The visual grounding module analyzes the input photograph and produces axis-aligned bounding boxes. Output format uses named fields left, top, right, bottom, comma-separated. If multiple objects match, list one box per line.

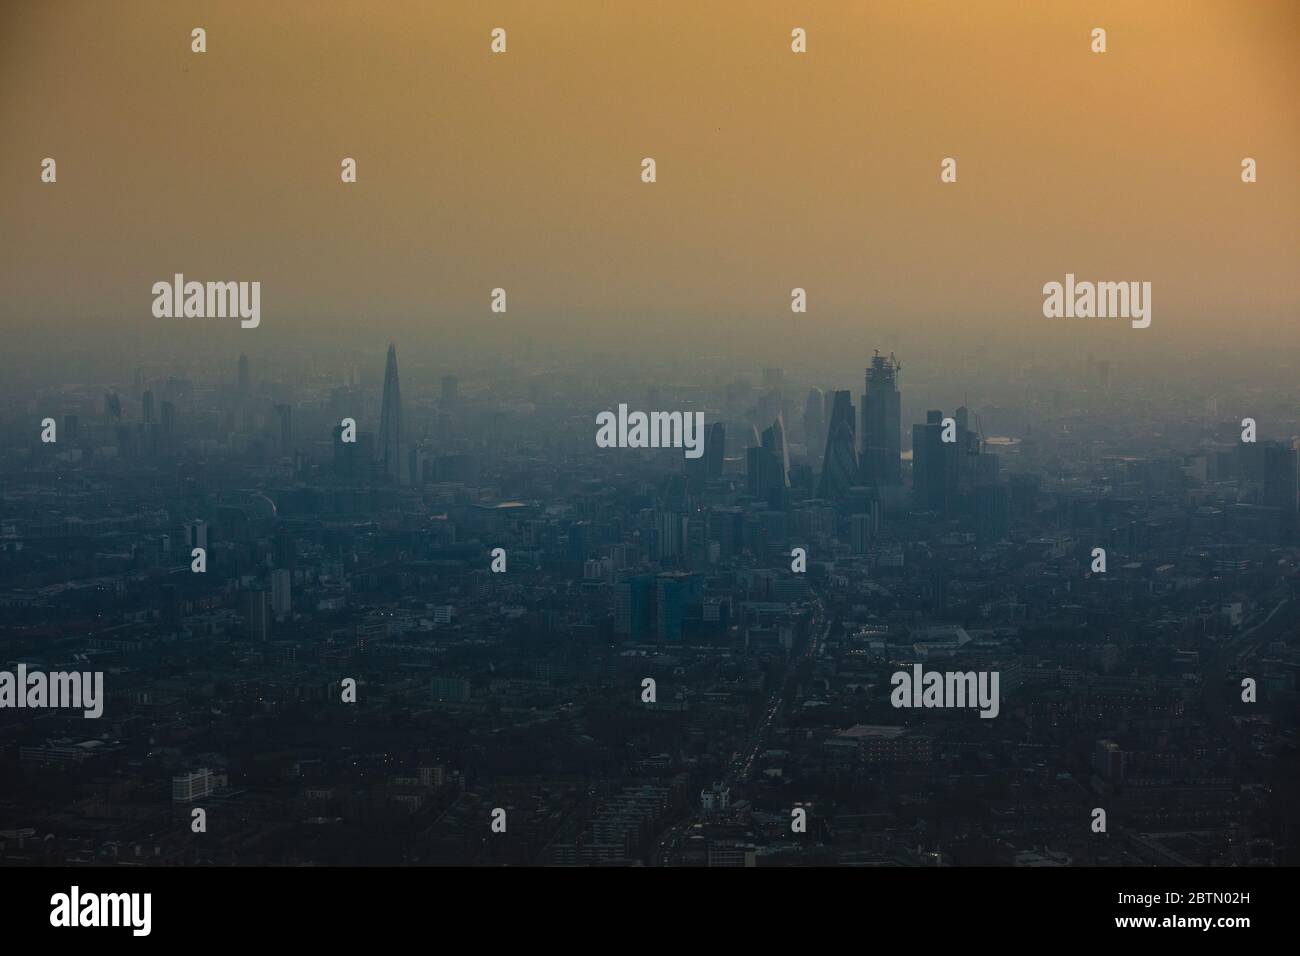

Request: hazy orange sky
left=2, top=0, right=1296, bottom=351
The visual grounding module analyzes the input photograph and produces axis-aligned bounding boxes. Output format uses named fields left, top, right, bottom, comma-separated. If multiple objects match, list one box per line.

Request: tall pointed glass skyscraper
left=377, top=343, right=405, bottom=484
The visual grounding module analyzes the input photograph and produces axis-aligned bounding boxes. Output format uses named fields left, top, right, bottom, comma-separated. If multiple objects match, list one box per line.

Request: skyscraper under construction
left=861, top=351, right=902, bottom=487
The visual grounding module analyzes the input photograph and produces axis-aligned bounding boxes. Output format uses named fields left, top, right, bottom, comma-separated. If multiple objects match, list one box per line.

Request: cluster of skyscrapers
left=804, top=351, right=903, bottom=501
left=740, top=349, right=1011, bottom=544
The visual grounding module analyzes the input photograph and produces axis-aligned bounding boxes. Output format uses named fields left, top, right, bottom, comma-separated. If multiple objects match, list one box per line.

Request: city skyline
left=3, top=335, right=1297, bottom=870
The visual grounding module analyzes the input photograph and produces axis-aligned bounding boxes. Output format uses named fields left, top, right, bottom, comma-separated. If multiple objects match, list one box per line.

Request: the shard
left=377, top=343, right=405, bottom=484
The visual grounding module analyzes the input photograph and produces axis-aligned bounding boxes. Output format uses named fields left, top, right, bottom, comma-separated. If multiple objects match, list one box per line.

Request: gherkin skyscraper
left=818, top=390, right=859, bottom=500
left=377, top=343, right=405, bottom=484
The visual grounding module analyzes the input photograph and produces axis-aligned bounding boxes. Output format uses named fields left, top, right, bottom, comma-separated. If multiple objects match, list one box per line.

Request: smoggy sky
left=2, top=0, right=1296, bottom=352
